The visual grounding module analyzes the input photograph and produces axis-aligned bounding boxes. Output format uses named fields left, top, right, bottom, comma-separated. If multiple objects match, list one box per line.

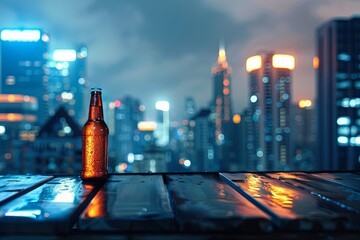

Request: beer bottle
left=81, top=87, right=109, bottom=182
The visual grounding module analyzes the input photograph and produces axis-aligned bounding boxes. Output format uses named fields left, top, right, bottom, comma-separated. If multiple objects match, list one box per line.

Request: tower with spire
left=210, top=43, right=234, bottom=170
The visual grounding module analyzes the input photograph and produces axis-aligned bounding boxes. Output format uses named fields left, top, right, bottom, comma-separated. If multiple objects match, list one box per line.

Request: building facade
left=0, top=29, right=49, bottom=124
left=210, top=46, right=234, bottom=170
left=292, top=100, right=317, bottom=171
left=316, top=16, right=360, bottom=170
left=245, top=52, right=295, bottom=171
left=47, top=47, right=88, bottom=124
left=111, top=96, right=144, bottom=168
left=0, top=94, right=38, bottom=173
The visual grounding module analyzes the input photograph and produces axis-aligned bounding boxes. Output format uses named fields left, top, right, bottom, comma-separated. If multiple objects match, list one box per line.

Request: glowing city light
left=53, top=49, right=77, bottom=62
left=337, top=117, right=351, bottom=126
left=298, top=99, right=312, bottom=108
left=233, top=114, right=241, bottom=124
left=184, top=159, right=191, bottom=167
left=1, top=29, right=41, bottom=42
left=0, top=126, right=5, bottom=135
left=313, top=56, right=319, bottom=69
left=138, top=121, right=157, bottom=131
left=114, top=100, right=121, bottom=108
left=155, top=101, right=170, bottom=111
left=0, top=113, right=35, bottom=122
left=218, top=48, right=227, bottom=64
left=0, top=94, right=36, bottom=103
left=250, top=95, right=258, bottom=103
left=272, top=54, right=295, bottom=70
left=246, top=55, right=262, bottom=72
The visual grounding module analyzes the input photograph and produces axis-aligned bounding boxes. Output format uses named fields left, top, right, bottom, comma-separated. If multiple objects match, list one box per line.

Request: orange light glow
left=298, top=99, right=312, bottom=108
left=313, top=56, right=319, bottom=69
left=233, top=114, right=241, bottom=124
left=223, top=88, right=229, bottom=95
left=223, top=79, right=229, bottom=86
left=272, top=54, right=295, bottom=70
left=138, top=121, right=157, bottom=131
left=85, top=187, right=107, bottom=218
left=0, top=94, right=36, bottom=103
left=264, top=184, right=295, bottom=209
left=244, top=174, right=262, bottom=198
left=0, top=113, right=36, bottom=122
left=218, top=48, right=227, bottom=64
left=246, top=55, right=262, bottom=72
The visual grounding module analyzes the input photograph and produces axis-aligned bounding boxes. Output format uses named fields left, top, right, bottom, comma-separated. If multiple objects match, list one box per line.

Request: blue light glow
left=1, top=29, right=41, bottom=42
left=53, top=49, right=77, bottom=62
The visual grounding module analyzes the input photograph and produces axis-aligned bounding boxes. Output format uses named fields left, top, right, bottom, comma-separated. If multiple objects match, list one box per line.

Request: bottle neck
left=88, top=91, right=104, bottom=121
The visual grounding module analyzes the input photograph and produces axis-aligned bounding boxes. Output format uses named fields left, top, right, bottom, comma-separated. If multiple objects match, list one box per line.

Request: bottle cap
left=91, top=87, right=102, bottom=93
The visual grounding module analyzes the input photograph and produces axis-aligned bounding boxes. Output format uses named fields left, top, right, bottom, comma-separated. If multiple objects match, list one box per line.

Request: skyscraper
left=180, top=97, right=196, bottom=167
left=0, top=94, right=38, bottom=173
left=246, top=52, right=295, bottom=171
left=47, top=47, right=88, bottom=124
left=154, top=101, right=170, bottom=147
left=210, top=45, right=233, bottom=170
left=0, top=29, right=50, bottom=124
left=292, top=100, right=316, bottom=170
left=316, top=16, right=360, bottom=170
left=111, top=96, right=144, bottom=168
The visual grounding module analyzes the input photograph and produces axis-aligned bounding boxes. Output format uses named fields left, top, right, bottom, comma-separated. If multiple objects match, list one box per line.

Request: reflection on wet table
left=166, top=174, right=272, bottom=232
left=0, top=172, right=358, bottom=237
left=79, top=175, right=175, bottom=231
left=221, top=172, right=360, bottom=231
left=0, top=175, right=52, bottom=205
left=0, top=177, right=98, bottom=234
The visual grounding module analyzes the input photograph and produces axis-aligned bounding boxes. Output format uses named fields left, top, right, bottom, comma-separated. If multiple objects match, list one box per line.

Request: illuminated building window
left=337, top=136, right=349, bottom=146
left=223, top=88, right=229, bottom=95
left=275, top=135, right=283, bottom=141
left=338, top=126, right=350, bottom=135
left=337, top=81, right=351, bottom=89
left=262, top=77, right=269, bottom=83
left=337, top=53, right=351, bottom=61
left=223, top=79, right=229, bottom=86
left=250, top=95, right=258, bottom=103
left=78, top=78, right=85, bottom=85
left=337, top=116, right=351, bottom=125
left=336, top=72, right=347, bottom=80
left=5, top=76, right=15, bottom=85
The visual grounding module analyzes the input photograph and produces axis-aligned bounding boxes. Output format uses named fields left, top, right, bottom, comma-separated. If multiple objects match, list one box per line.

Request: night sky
left=0, top=0, right=359, bottom=121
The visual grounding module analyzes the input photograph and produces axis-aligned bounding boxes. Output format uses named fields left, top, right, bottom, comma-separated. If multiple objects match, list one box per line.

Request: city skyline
left=0, top=0, right=359, bottom=121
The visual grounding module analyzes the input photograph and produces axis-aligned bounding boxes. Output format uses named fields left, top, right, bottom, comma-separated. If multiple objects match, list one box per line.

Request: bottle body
left=81, top=88, right=109, bottom=182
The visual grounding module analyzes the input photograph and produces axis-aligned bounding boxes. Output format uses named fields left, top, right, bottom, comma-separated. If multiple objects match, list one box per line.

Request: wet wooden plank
left=165, top=173, right=272, bottom=232
left=266, top=172, right=360, bottom=214
left=0, top=176, right=99, bottom=234
left=221, top=173, right=360, bottom=231
left=78, top=174, right=175, bottom=231
left=311, top=172, right=360, bottom=191
left=0, top=175, right=53, bottom=206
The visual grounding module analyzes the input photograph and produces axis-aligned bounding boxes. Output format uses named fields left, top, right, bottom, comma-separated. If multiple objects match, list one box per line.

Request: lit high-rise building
left=0, top=29, right=50, bottom=124
left=111, top=96, right=144, bottom=168
left=180, top=97, right=196, bottom=166
left=210, top=45, right=233, bottom=170
left=154, top=100, right=170, bottom=147
left=292, top=100, right=316, bottom=170
left=47, top=47, right=88, bottom=124
left=0, top=94, right=38, bottom=173
left=192, top=108, right=215, bottom=171
left=246, top=52, right=295, bottom=171
left=316, top=16, right=360, bottom=170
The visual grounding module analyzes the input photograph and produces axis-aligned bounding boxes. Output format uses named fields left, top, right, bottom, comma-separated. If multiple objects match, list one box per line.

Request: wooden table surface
left=0, top=172, right=359, bottom=239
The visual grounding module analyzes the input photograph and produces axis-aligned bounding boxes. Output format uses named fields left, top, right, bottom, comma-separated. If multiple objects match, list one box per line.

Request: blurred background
left=0, top=0, right=359, bottom=174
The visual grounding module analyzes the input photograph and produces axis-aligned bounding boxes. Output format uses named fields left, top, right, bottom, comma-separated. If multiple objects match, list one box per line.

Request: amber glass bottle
left=81, top=88, right=109, bottom=182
